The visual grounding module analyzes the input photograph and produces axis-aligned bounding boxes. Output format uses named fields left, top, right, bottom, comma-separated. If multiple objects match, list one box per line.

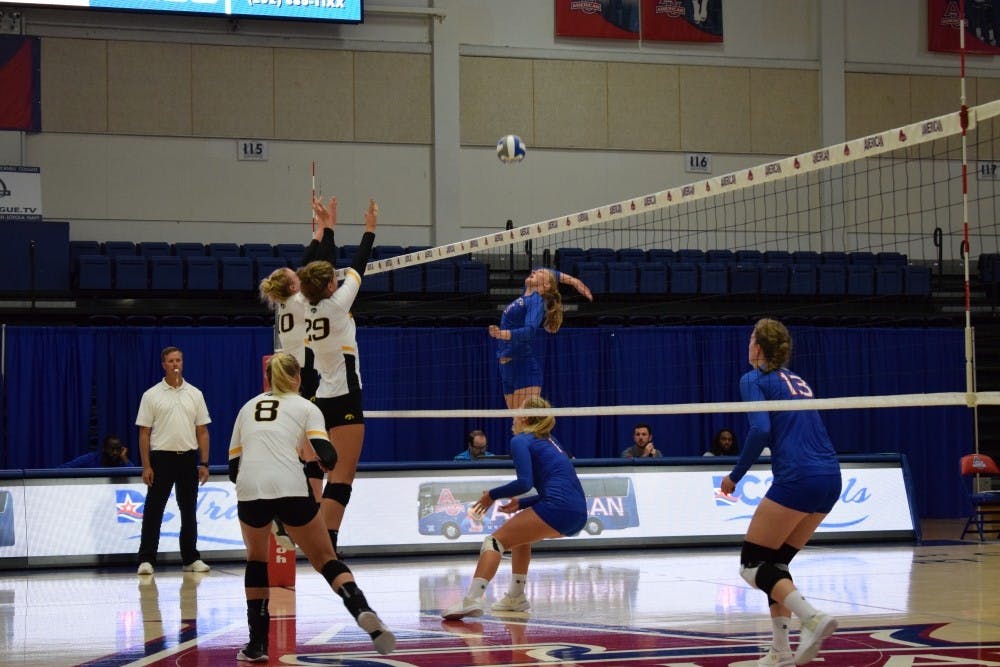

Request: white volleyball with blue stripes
left=496, top=134, right=526, bottom=163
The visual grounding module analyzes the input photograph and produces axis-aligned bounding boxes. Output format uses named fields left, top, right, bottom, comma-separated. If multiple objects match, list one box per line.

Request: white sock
left=781, top=591, right=820, bottom=620
left=508, top=574, right=527, bottom=597
left=771, top=616, right=792, bottom=653
left=466, top=577, right=489, bottom=601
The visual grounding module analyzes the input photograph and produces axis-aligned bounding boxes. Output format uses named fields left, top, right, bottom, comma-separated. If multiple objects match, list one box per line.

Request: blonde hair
left=518, top=396, right=556, bottom=438
left=266, top=352, right=301, bottom=395
left=539, top=271, right=564, bottom=334
left=259, top=267, right=295, bottom=307
left=753, top=318, right=792, bottom=371
left=297, top=260, right=336, bottom=304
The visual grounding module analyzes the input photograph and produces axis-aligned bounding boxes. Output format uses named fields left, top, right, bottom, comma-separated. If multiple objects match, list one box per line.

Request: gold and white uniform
left=305, top=268, right=363, bottom=398
left=275, top=292, right=309, bottom=366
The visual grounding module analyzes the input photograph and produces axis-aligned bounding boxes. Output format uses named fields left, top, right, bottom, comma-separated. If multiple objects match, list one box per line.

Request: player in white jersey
left=228, top=353, right=394, bottom=663
left=297, top=197, right=378, bottom=559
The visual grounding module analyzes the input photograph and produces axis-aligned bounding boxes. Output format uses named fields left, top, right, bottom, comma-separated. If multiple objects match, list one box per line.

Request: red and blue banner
left=555, top=0, right=640, bottom=40
left=641, top=0, right=723, bottom=42
left=0, top=35, right=41, bottom=132
left=929, top=0, right=1000, bottom=55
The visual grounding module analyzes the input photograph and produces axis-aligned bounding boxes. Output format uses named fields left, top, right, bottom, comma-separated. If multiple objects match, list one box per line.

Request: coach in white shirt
left=135, top=346, right=212, bottom=576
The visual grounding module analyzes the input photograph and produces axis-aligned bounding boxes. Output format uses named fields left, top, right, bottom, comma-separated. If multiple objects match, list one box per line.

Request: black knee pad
left=740, top=541, right=777, bottom=568
left=245, top=560, right=269, bottom=589
left=323, top=482, right=353, bottom=506
left=754, top=562, right=793, bottom=596
left=303, top=460, right=325, bottom=480
left=321, top=559, right=352, bottom=586
left=775, top=543, right=800, bottom=565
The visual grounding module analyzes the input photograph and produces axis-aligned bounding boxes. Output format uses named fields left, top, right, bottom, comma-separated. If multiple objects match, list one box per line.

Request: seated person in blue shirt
left=60, top=435, right=133, bottom=468
left=454, top=430, right=493, bottom=461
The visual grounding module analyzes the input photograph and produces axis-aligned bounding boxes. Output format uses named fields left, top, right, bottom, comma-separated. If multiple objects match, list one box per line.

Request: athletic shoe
left=136, top=562, right=154, bottom=575
left=236, top=642, right=268, bottom=662
left=758, top=646, right=795, bottom=667
left=794, top=612, right=837, bottom=665
left=271, top=519, right=296, bottom=550
left=182, top=559, right=210, bottom=573
left=356, top=611, right=396, bottom=655
left=492, top=593, right=530, bottom=612
left=441, top=597, right=485, bottom=620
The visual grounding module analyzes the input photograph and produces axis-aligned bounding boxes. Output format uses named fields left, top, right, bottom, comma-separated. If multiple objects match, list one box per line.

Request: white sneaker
left=356, top=611, right=396, bottom=655
left=794, top=613, right=837, bottom=665
left=492, top=593, right=530, bottom=612
left=182, top=559, right=210, bottom=573
left=271, top=519, right=296, bottom=550
left=136, top=562, right=154, bottom=575
left=441, top=597, right=484, bottom=620
left=758, top=646, right=795, bottom=667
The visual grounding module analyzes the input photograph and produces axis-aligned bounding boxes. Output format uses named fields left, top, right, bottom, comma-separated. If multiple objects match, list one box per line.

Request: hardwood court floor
left=1, top=535, right=998, bottom=666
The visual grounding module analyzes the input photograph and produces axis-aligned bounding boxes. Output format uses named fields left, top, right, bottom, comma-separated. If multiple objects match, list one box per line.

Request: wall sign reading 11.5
left=238, top=140, right=268, bottom=162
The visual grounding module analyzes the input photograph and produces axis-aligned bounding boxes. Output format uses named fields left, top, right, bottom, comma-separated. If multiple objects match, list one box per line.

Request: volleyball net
left=338, top=101, right=1000, bottom=486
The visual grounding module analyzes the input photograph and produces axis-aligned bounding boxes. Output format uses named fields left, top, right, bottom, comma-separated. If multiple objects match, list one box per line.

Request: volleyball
left=496, top=134, right=526, bottom=163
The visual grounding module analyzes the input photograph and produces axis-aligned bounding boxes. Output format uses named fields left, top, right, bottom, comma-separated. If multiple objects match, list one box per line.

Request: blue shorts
left=499, top=357, right=542, bottom=395
left=533, top=500, right=587, bottom=536
left=765, top=474, right=842, bottom=514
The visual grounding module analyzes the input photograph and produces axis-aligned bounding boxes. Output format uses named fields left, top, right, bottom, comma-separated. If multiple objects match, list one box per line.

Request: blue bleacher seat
left=392, top=265, right=423, bottom=293
left=207, top=242, right=240, bottom=258
left=197, top=315, right=229, bottom=326
left=669, top=262, right=698, bottom=294
left=373, top=245, right=406, bottom=259
left=150, top=257, right=183, bottom=290
left=70, top=241, right=101, bottom=279
left=789, top=264, right=817, bottom=295
left=555, top=247, right=586, bottom=274
left=425, top=260, right=457, bottom=292
left=137, top=242, right=171, bottom=258
left=821, top=251, right=849, bottom=265
left=457, top=260, right=488, bottom=293
left=241, top=243, right=274, bottom=260
left=125, top=314, right=157, bottom=326
left=736, top=250, right=764, bottom=264
left=173, top=242, right=206, bottom=258
left=161, top=314, right=194, bottom=326
left=760, top=264, right=789, bottom=295
left=849, top=251, right=877, bottom=265
left=340, top=244, right=360, bottom=260
left=586, top=248, right=616, bottom=264
left=221, top=257, right=254, bottom=291
left=904, top=265, right=932, bottom=296
left=875, top=265, right=904, bottom=296
left=878, top=251, right=908, bottom=266
left=677, top=249, right=706, bottom=265
left=77, top=255, right=111, bottom=290
left=763, top=250, right=791, bottom=265
left=113, top=256, right=148, bottom=290
left=730, top=264, right=760, bottom=295
left=637, top=262, right=667, bottom=294
left=699, top=263, right=728, bottom=294
left=575, top=261, right=607, bottom=294
left=255, top=257, right=288, bottom=285
left=706, top=249, right=735, bottom=265
left=647, top=249, right=675, bottom=265
left=360, top=269, right=391, bottom=292
left=792, top=250, right=821, bottom=265
left=616, top=248, right=646, bottom=265
left=275, top=243, right=307, bottom=266
left=847, top=264, right=875, bottom=295
left=103, top=241, right=136, bottom=257
left=186, top=256, right=219, bottom=291
left=607, top=262, right=637, bottom=294
left=818, top=264, right=847, bottom=295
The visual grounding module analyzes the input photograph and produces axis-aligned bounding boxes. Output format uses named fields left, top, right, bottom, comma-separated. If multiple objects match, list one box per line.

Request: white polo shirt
left=135, top=379, right=212, bottom=452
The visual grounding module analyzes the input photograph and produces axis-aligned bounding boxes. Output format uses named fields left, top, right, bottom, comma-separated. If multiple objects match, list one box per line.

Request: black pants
left=138, top=449, right=201, bottom=565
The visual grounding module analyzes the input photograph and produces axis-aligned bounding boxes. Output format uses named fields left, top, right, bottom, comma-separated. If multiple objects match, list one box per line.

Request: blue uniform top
left=453, top=449, right=495, bottom=461
left=488, top=432, right=585, bottom=512
left=58, top=451, right=133, bottom=468
left=730, top=366, right=839, bottom=484
left=495, top=269, right=562, bottom=362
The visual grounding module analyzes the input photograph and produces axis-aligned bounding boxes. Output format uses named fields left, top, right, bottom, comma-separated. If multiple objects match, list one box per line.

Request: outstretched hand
left=312, top=195, right=337, bottom=230
left=364, top=198, right=378, bottom=232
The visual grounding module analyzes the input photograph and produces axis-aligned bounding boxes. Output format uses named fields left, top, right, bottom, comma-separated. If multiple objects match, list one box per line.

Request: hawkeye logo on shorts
left=344, top=413, right=356, bottom=421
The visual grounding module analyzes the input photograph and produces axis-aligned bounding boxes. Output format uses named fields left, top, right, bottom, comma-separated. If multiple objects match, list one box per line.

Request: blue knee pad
left=245, top=560, right=269, bottom=589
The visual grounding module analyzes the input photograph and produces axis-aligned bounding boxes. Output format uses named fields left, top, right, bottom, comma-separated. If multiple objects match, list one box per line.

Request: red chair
left=960, top=453, right=1000, bottom=541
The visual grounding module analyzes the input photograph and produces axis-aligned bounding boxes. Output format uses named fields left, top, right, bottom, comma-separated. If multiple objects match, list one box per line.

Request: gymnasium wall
left=0, top=0, right=996, bottom=259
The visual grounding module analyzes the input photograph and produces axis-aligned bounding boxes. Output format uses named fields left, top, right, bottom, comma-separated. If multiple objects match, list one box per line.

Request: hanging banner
left=0, top=166, right=42, bottom=221
left=928, top=0, right=1000, bottom=55
left=0, top=36, right=41, bottom=132
left=555, top=0, right=640, bottom=40
left=641, top=0, right=723, bottom=42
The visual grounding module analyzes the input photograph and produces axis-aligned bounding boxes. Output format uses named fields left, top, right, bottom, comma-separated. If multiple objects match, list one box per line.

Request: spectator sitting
left=704, top=428, right=740, bottom=456
left=620, top=423, right=661, bottom=458
left=59, top=435, right=133, bottom=468
left=454, top=430, right=494, bottom=461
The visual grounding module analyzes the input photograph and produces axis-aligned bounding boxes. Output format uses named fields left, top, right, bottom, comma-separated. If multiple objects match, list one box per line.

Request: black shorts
left=238, top=496, right=319, bottom=528
left=315, top=392, right=364, bottom=428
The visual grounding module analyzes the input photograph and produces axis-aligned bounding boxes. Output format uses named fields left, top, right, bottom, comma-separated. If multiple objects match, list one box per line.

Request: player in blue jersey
left=488, top=268, right=591, bottom=411
left=442, top=396, right=586, bottom=619
left=720, top=318, right=841, bottom=667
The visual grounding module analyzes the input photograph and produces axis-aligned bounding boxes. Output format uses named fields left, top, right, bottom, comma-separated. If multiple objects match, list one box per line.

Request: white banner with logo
left=0, top=460, right=915, bottom=565
left=0, top=166, right=42, bottom=221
